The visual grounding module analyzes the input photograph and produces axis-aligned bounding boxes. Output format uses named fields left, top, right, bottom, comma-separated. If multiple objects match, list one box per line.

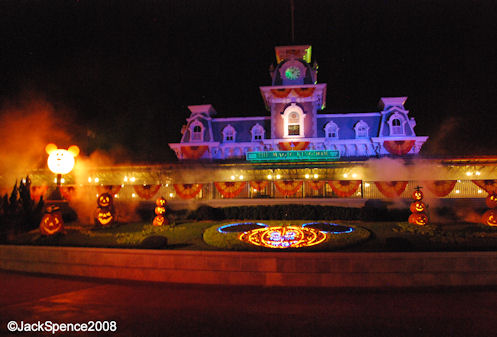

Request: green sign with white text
left=246, top=150, right=340, bottom=162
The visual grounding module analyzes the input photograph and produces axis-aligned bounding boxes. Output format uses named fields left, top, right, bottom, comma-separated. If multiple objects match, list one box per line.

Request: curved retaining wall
left=2, top=245, right=497, bottom=288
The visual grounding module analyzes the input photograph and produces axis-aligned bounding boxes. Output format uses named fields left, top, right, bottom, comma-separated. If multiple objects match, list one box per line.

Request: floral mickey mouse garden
left=2, top=177, right=497, bottom=252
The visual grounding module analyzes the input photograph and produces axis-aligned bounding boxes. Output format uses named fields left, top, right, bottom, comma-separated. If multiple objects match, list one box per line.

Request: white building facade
left=169, top=45, right=428, bottom=160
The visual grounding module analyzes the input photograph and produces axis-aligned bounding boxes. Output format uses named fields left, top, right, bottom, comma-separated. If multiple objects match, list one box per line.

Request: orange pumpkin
left=412, top=189, right=424, bottom=201
left=408, top=213, right=428, bottom=226
left=40, top=212, right=64, bottom=235
left=153, top=215, right=169, bottom=227
left=95, top=208, right=115, bottom=226
left=486, top=194, right=497, bottom=209
left=97, top=193, right=113, bottom=208
left=482, top=209, right=497, bottom=227
left=410, top=201, right=426, bottom=213
left=155, top=206, right=166, bottom=216
left=156, top=197, right=167, bottom=207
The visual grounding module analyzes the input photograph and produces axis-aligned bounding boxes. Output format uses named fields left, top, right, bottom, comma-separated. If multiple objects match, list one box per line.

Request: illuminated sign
left=239, top=226, right=327, bottom=249
left=246, top=150, right=340, bottom=162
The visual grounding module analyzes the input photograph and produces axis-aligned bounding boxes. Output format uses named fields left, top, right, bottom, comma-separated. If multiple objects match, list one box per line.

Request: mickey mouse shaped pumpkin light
left=46, top=143, right=79, bottom=199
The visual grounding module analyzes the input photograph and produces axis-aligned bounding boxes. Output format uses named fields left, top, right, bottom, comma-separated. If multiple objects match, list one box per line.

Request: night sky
left=1, top=0, right=496, bottom=162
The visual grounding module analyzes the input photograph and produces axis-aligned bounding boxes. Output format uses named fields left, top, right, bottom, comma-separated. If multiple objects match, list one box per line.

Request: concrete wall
left=2, top=245, right=497, bottom=288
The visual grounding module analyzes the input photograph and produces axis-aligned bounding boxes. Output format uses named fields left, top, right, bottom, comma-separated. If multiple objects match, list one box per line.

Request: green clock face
left=285, top=66, right=301, bottom=80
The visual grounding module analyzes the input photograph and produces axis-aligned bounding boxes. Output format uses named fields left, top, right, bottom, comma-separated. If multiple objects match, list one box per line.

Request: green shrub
left=0, top=177, right=44, bottom=234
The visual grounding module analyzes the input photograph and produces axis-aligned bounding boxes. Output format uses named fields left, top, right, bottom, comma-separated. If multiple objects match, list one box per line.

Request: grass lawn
left=4, top=219, right=497, bottom=251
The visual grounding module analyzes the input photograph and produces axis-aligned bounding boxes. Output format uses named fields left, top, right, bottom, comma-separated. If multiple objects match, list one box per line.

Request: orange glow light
left=46, top=144, right=79, bottom=175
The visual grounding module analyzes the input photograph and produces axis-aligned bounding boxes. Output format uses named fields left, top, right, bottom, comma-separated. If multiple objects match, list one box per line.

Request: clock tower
left=260, top=45, right=327, bottom=143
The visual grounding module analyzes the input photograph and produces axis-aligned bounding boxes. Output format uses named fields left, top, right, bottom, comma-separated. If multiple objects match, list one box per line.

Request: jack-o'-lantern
left=155, top=206, right=166, bottom=216
left=156, top=197, right=167, bottom=207
left=40, top=212, right=64, bottom=235
left=408, top=213, right=428, bottom=226
left=486, top=194, right=497, bottom=209
left=95, top=208, right=115, bottom=226
left=410, top=201, right=426, bottom=213
left=482, top=209, right=497, bottom=227
left=97, top=193, right=113, bottom=208
left=412, top=189, right=424, bottom=201
left=153, top=215, right=169, bottom=227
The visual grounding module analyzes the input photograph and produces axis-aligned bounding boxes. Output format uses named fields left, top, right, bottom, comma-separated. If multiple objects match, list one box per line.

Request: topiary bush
left=0, top=177, right=44, bottom=235
left=183, top=202, right=412, bottom=222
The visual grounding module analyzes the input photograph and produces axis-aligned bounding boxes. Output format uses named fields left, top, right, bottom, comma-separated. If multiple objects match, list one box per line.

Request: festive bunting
left=173, top=183, right=203, bottom=199
left=181, top=146, right=208, bottom=159
left=270, top=88, right=291, bottom=98
left=30, top=185, right=48, bottom=202
left=327, top=180, right=361, bottom=197
left=96, top=185, right=122, bottom=195
left=383, top=140, right=415, bottom=156
left=423, top=180, right=457, bottom=197
left=294, top=87, right=315, bottom=97
left=278, top=142, right=309, bottom=151
left=472, top=180, right=497, bottom=194
left=133, top=185, right=161, bottom=200
left=307, top=180, right=325, bottom=191
left=249, top=181, right=268, bottom=191
left=374, top=181, right=408, bottom=198
left=215, top=181, right=246, bottom=198
left=60, top=186, right=77, bottom=201
left=274, top=180, right=303, bottom=197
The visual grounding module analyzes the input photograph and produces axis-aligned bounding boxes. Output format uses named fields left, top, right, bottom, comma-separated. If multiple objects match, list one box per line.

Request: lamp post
left=46, top=144, right=79, bottom=200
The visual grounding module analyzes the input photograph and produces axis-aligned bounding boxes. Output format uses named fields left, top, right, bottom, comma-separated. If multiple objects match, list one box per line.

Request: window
left=354, top=120, right=369, bottom=138
left=190, top=120, right=204, bottom=142
left=251, top=124, right=265, bottom=141
left=222, top=125, right=236, bottom=142
left=324, top=121, right=339, bottom=139
left=282, top=104, right=305, bottom=138
left=388, top=113, right=405, bottom=136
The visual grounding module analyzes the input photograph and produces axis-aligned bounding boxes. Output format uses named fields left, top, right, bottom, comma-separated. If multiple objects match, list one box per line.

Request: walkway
left=1, top=270, right=497, bottom=336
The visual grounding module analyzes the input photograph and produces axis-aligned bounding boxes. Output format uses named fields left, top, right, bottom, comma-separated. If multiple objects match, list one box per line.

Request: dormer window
left=189, top=120, right=204, bottom=142
left=222, top=125, right=236, bottom=142
left=324, top=121, right=339, bottom=139
left=388, top=113, right=405, bottom=136
left=354, top=120, right=369, bottom=139
left=251, top=123, right=265, bottom=141
left=282, top=104, right=305, bottom=138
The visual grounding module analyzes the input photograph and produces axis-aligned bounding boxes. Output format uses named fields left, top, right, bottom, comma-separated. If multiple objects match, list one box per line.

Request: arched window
left=324, top=121, right=339, bottom=139
left=388, top=113, right=405, bottom=136
left=222, top=125, right=236, bottom=142
left=189, top=120, right=204, bottom=142
left=282, top=104, right=305, bottom=138
left=251, top=123, right=265, bottom=141
left=354, top=120, right=369, bottom=139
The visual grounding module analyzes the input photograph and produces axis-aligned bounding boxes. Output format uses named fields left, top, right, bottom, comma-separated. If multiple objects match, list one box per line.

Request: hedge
left=185, top=203, right=410, bottom=222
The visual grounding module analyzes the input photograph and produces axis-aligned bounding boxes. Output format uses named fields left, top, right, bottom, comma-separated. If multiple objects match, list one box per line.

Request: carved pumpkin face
left=153, top=215, right=169, bottom=227
left=40, top=213, right=64, bottom=235
left=410, top=201, right=426, bottom=213
left=155, top=206, right=166, bottom=215
left=486, top=194, right=497, bottom=209
left=156, top=197, right=167, bottom=207
left=412, top=190, right=424, bottom=201
left=482, top=210, right=497, bottom=226
left=97, top=193, right=113, bottom=208
left=408, top=213, right=428, bottom=226
left=96, top=209, right=114, bottom=226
